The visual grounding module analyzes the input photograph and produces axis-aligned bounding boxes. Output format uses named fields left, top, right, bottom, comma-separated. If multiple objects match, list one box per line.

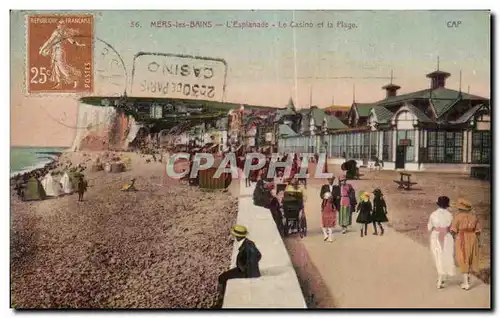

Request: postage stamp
left=26, top=14, right=94, bottom=94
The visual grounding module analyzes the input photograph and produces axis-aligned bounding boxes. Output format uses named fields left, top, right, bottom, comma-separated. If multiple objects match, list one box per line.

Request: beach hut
left=23, top=177, right=47, bottom=201
left=60, top=172, right=73, bottom=194
left=41, top=173, right=62, bottom=197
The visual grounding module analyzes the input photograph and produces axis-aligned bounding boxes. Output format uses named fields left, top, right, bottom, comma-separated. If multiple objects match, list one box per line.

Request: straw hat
left=453, top=198, right=472, bottom=212
left=231, top=224, right=249, bottom=238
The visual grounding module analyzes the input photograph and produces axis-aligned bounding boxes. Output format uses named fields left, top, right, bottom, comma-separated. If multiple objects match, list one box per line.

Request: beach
left=10, top=151, right=238, bottom=308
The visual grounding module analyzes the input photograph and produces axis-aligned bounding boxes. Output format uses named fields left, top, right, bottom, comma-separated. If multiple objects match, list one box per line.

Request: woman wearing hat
left=217, top=224, right=262, bottom=307
left=450, top=198, right=482, bottom=291
left=356, top=192, right=373, bottom=237
left=427, top=196, right=455, bottom=289
left=321, top=191, right=337, bottom=242
left=338, top=175, right=355, bottom=234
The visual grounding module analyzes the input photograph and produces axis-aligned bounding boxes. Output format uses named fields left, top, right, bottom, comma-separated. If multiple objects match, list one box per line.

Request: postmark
left=130, top=52, right=228, bottom=102
left=26, top=14, right=94, bottom=94
left=38, top=37, right=128, bottom=131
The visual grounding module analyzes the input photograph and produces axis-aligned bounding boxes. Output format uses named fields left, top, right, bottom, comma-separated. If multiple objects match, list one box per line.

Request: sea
left=10, top=147, right=68, bottom=177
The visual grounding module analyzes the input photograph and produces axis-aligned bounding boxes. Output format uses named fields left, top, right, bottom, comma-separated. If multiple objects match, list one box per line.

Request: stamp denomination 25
left=26, top=14, right=94, bottom=94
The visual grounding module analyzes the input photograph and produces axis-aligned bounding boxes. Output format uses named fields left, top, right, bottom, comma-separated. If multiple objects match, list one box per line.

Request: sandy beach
left=10, top=151, right=238, bottom=308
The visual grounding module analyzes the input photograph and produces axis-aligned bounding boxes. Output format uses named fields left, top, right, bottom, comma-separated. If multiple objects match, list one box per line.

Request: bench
left=393, top=172, right=418, bottom=190
left=470, top=166, right=490, bottom=181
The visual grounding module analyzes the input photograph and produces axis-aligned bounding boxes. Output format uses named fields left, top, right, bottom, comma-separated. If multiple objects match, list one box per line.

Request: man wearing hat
left=427, top=196, right=455, bottom=289
left=450, top=198, right=482, bottom=291
left=217, top=225, right=262, bottom=307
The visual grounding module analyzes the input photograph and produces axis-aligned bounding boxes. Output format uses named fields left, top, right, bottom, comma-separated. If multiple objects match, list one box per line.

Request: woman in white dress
left=427, top=196, right=455, bottom=289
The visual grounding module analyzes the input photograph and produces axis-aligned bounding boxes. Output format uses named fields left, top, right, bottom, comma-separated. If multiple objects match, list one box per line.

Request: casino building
left=278, top=67, right=491, bottom=172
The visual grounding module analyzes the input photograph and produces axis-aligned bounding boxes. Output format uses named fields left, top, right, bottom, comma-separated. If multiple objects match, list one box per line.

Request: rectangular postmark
left=26, top=14, right=94, bottom=94
left=131, top=52, right=228, bottom=102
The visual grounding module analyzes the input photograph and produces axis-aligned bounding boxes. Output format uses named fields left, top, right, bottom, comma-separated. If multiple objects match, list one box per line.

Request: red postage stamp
left=26, top=14, right=94, bottom=94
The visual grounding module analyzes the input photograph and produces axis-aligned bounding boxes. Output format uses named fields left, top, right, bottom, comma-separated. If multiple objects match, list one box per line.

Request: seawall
left=222, top=179, right=307, bottom=308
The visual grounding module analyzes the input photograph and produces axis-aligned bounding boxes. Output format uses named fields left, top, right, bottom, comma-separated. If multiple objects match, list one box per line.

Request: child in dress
left=321, top=192, right=337, bottom=242
left=356, top=192, right=373, bottom=237
left=371, top=188, right=389, bottom=235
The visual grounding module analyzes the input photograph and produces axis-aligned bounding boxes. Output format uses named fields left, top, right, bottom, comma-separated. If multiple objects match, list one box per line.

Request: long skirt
left=430, top=231, right=455, bottom=276
left=455, top=231, right=480, bottom=273
left=338, top=205, right=352, bottom=227
left=321, top=203, right=336, bottom=228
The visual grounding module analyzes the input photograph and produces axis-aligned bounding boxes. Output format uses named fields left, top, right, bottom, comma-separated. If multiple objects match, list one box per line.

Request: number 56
left=30, top=67, right=50, bottom=84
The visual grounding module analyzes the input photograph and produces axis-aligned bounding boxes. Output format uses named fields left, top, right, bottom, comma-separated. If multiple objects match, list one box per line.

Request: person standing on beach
left=77, top=175, right=88, bottom=202
left=356, top=192, right=373, bottom=237
left=217, top=225, right=261, bottom=308
left=371, top=188, right=388, bottom=235
left=450, top=198, right=482, bottom=291
left=427, top=196, right=455, bottom=289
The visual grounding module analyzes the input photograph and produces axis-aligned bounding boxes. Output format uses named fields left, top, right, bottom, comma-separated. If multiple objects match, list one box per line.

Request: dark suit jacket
left=320, top=184, right=340, bottom=210
left=236, top=239, right=262, bottom=278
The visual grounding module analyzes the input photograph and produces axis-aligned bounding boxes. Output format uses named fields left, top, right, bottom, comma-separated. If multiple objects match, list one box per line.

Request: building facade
left=278, top=68, right=491, bottom=172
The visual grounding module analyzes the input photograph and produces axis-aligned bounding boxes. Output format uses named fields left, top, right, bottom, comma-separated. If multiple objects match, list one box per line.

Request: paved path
left=290, top=184, right=490, bottom=308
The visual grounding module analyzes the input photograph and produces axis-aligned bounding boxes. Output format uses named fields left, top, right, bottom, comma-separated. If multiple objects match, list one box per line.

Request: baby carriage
left=282, top=191, right=307, bottom=238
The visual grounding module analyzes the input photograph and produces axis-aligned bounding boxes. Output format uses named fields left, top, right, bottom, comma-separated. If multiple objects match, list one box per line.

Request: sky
left=10, top=10, right=491, bottom=147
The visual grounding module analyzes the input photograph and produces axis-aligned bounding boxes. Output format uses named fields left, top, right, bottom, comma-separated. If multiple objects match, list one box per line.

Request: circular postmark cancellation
left=35, top=33, right=129, bottom=130
left=26, top=14, right=94, bottom=94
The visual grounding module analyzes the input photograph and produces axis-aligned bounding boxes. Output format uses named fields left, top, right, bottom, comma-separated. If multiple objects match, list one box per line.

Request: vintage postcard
left=10, top=10, right=491, bottom=309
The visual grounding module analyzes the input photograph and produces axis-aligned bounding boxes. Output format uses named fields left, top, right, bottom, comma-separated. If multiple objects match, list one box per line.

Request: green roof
left=375, top=88, right=487, bottom=118
left=372, top=106, right=394, bottom=123
left=325, top=115, right=348, bottom=130
left=278, top=124, right=298, bottom=137
left=449, top=104, right=489, bottom=124
left=354, top=103, right=377, bottom=117
left=406, top=104, right=433, bottom=123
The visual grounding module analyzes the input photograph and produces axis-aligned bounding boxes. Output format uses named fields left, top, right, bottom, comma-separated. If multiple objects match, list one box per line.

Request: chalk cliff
left=71, top=102, right=141, bottom=151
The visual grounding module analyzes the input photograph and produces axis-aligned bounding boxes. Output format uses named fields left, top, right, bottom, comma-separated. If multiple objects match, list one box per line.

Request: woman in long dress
left=338, top=175, right=354, bottom=234
left=450, top=198, right=482, bottom=291
left=427, top=196, right=455, bottom=289
left=39, top=20, right=86, bottom=89
left=371, top=188, right=389, bottom=235
left=321, top=192, right=337, bottom=242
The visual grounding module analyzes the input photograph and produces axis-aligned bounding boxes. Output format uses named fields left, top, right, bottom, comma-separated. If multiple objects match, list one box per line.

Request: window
left=370, top=131, right=379, bottom=159
left=472, top=131, right=490, bottom=164
left=382, top=130, right=392, bottom=161
left=425, top=130, right=463, bottom=163
left=363, top=132, right=370, bottom=159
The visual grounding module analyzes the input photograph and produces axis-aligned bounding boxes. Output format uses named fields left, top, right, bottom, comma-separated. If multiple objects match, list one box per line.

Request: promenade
left=285, top=182, right=491, bottom=308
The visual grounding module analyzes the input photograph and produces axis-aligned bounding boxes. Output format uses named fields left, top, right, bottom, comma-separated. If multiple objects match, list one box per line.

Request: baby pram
left=282, top=191, right=307, bottom=238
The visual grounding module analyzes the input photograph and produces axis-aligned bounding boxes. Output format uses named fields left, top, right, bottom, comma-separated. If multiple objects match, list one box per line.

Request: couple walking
left=319, top=176, right=356, bottom=241
left=428, top=196, right=482, bottom=290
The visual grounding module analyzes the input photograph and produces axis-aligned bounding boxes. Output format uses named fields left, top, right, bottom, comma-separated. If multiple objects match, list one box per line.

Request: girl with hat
left=371, top=188, right=388, bottom=235
left=321, top=191, right=337, bottom=242
left=427, top=196, right=455, bottom=289
left=450, top=198, right=482, bottom=291
left=356, top=192, right=373, bottom=237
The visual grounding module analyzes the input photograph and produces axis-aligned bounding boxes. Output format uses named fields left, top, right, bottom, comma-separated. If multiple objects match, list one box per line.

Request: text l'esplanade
left=30, top=17, right=92, bottom=24
left=225, top=21, right=270, bottom=29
